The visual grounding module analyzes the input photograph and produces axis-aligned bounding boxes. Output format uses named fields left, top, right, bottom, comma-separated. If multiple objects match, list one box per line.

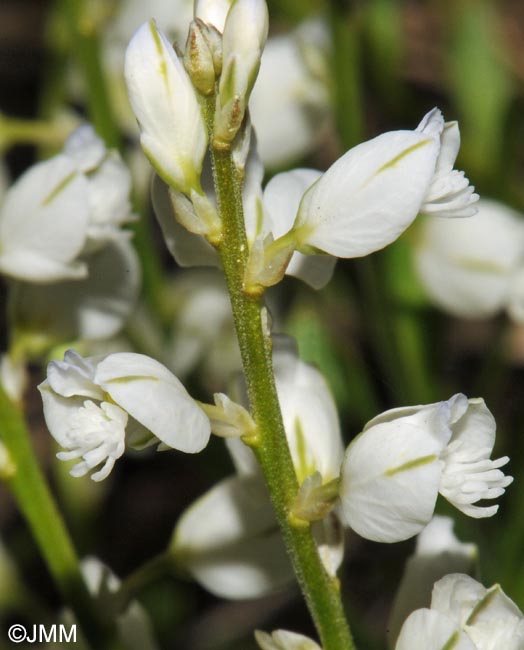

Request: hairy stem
left=210, top=144, right=355, bottom=650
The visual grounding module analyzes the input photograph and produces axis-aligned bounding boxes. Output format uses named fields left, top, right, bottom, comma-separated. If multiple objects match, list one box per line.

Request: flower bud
left=125, top=20, right=207, bottom=193
left=184, top=19, right=218, bottom=95
left=214, top=0, right=268, bottom=147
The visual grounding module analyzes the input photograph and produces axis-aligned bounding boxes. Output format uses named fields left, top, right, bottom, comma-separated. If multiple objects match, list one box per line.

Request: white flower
left=0, top=124, right=135, bottom=284
left=249, top=22, right=330, bottom=168
left=38, top=350, right=210, bottom=481
left=415, top=199, right=524, bottom=320
left=0, top=155, right=89, bottom=282
left=396, top=574, right=524, bottom=650
left=291, top=108, right=478, bottom=259
left=255, top=629, right=322, bottom=650
left=125, top=20, right=207, bottom=194
left=388, top=516, right=478, bottom=647
left=339, top=394, right=512, bottom=543
left=11, top=237, right=140, bottom=344
left=63, top=125, right=135, bottom=250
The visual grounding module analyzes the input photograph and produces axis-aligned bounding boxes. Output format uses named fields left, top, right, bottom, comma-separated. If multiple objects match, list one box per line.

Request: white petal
left=312, top=513, right=344, bottom=578
left=414, top=200, right=524, bottom=317
left=0, top=155, right=90, bottom=282
left=340, top=419, right=444, bottom=542
left=195, top=0, right=233, bottom=32
left=278, top=365, right=344, bottom=484
left=395, top=609, right=476, bottom=650
left=363, top=396, right=463, bottom=447
left=172, top=474, right=292, bottom=599
left=255, top=629, right=322, bottom=650
left=225, top=437, right=259, bottom=476
left=168, top=270, right=238, bottom=378
left=419, top=116, right=478, bottom=219
left=39, top=384, right=88, bottom=448
left=95, top=353, right=211, bottom=453
left=221, top=0, right=268, bottom=92
left=263, top=169, right=322, bottom=240
left=63, top=124, right=106, bottom=172
left=262, top=168, right=335, bottom=288
left=436, top=122, right=461, bottom=173
left=273, top=342, right=344, bottom=483
left=294, top=130, right=439, bottom=258
left=416, top=243, right=511, bottom=319
left=416, top=108, right=445, bottom=139
left=449, top=398, right=496, bottom=451
left=249, top=31, right=330, bottom=168
left=44, top=350, right=103, bottom=399
left=439, top=398, right=513, bottom=517
left=431, top=574, right=491, bottom=625
left=12, top=237, right=140, bottom=341
left=125, top=20, right=207, bottom=192
left=85, top=152, right=133, bottom=236
left=0, top=250, right=87, bottom=283
left=388, top=516, right=478, bottom=647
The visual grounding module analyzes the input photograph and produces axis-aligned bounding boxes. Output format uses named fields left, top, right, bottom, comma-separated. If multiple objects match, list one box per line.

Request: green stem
left=61, top=0, right=120, bottom=148
left=0, top=386, right=121, bottom=649
left=211, top=145, right=355, bottom=650
left=0, top=115, right=69, bottom=152
left=328, top=0, right=364, bottom=151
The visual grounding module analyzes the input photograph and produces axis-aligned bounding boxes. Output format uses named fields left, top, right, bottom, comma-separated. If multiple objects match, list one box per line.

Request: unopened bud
left=214, top=0, right=268, bottom=146
left=184, top=20, right=220, bottom=95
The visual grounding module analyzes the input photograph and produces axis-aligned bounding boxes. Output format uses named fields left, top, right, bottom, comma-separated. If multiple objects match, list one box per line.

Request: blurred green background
left=1, top=1, right=524, bottom=648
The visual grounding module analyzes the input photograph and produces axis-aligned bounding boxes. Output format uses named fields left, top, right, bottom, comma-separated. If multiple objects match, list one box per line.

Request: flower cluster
left=124, top=11, right=478, bottom=294
left=0, top=126, right=140, bottom=346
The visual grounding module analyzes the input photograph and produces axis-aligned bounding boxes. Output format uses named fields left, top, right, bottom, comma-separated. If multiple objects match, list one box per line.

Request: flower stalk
left=209, top=122, right=355, bottom=649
